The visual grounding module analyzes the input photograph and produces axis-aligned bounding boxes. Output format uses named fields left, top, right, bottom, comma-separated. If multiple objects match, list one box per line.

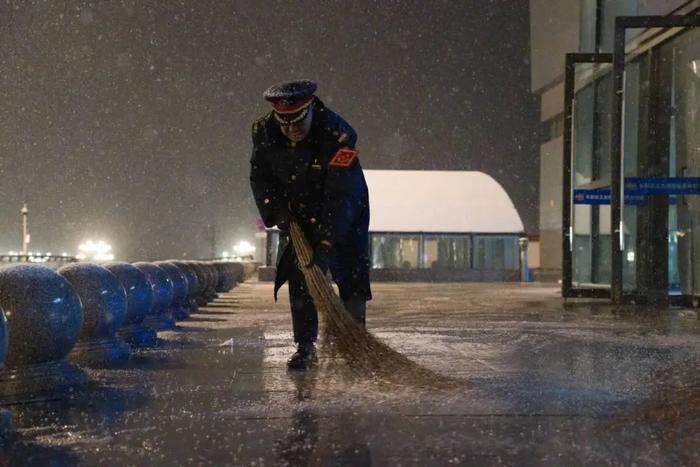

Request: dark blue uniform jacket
left=249, top=98, right=372, bottom=301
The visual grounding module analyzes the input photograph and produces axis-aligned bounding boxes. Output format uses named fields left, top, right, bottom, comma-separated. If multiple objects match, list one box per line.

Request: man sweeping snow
left=249, top=79, right=371, bottom=370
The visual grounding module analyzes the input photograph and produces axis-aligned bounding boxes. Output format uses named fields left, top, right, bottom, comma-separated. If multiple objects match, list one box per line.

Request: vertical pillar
left=519, top=237, right=530, bottom=282
left=562, top=54, right=576, bottom=296
left=610, top=19, right=627, bottom=304
left=417, top=234, right=425, bottom=269
left=21, top=204, right=29, bottom=256
left=265, top=228, right=280, bottom=267
left=254, top=231, right=267, bottom=263
left=258, top=228, right=280, bottom=282
left=635, top=50, right=670, bottom=303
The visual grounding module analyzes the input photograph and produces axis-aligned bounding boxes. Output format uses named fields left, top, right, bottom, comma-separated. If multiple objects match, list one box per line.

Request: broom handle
left=288, top=222, right=358, bottom=335
left=289, top=221, right=314, bottom=267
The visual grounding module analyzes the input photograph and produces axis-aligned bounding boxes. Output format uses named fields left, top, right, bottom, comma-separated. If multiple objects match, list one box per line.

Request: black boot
left=287, top=343, right=316, bottom=370
left=343, top=298, right=366, bottom=328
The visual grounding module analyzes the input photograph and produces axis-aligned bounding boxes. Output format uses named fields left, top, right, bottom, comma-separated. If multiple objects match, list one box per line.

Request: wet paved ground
left=1, top=281, right=699, bottom=466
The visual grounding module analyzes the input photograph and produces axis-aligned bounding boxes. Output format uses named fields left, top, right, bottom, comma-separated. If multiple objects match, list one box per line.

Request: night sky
left=0, top=0, right=538, bottom=261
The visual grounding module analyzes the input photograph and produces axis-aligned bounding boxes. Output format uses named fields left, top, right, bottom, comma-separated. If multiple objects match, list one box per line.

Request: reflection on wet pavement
left=1, top=281, right=698, bottom=465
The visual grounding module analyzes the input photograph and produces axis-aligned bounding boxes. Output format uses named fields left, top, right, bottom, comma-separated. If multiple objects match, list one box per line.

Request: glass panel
left=669, top=28, right=700, bottom=296
left=668, top=203, right=680, bottom=292
left=573, top=204, right=592, bottom=283
left=620, top=27, right=700, bottom=297
left=473, top=236, right=518, bottom=270
left=594, top=74, right=613, bottom=182
left=423, top=235, right=471, bottom=270
left=593, top=205, right=612, bottom=284
left=570, top=61, right=613, bottom=288
left=574, top=83, right=594, bottom=185
left=622, top=59, right=642, bottom=291
left=622, top=205, right=637, bottom=290
left=370, top=234, right=419, bottom=269
left=620, top=49, right=663, bottom=296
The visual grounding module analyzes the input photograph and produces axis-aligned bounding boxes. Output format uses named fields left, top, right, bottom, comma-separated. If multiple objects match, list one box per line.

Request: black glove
left=274, top=210, right=291, bottom=232
left=305, top=242, right=333, bottom=272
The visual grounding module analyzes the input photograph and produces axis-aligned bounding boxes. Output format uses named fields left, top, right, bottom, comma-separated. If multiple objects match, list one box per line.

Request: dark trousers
left=288, top=263, right=366, bottom=344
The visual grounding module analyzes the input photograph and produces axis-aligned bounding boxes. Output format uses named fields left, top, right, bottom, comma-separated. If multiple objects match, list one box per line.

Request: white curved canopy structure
left=363, top=170, right=524, bottom=233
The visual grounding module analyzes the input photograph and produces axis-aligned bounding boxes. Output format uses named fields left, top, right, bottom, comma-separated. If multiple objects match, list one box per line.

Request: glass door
left=611, top=16, right=700, bottom=305
left=667, top=27, right=700, bottom=301
left=563, top=54, right=613, bottom=298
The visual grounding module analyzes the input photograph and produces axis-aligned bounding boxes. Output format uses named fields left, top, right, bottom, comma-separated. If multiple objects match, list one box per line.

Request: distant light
left=626, top=251, right=635, bottom=262
left=77, top=239, right=114, bottom=261
left=61, top=252, right=69, bottom=257
left=233, top=241, right=255, bottom=258
left=29, top=255, right=48, bottom=263
left=222, top=251, right=230, bottom=258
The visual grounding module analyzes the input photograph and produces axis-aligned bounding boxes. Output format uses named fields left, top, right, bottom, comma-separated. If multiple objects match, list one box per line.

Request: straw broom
left=289, top=221, right=459, bottom=389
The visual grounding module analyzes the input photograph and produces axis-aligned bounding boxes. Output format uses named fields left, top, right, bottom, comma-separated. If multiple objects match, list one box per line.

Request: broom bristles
left=289, top=221, right=460, bottom=390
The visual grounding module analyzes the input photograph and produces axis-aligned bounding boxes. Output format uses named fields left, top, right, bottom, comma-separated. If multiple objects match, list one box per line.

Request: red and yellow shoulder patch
left=329, top=148, right=359, bottom=167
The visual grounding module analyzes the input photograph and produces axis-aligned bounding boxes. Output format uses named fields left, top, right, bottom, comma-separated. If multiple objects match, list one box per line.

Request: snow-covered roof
left=363, top=170, right=524, bottom=233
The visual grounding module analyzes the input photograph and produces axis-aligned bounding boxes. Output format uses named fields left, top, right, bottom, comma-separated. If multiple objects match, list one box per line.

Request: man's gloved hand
left=305, top=241, right=333, bottom=272
left=274, top=210, right=291, bottom=232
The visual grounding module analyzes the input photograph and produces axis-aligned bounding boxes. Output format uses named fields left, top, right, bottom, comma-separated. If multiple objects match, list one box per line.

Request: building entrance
left=564, top=15, right=700, bottom=305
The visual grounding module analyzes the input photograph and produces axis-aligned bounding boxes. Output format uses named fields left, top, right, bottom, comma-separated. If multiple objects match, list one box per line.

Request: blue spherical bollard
left=221, top=262, right=240, bottom=292
left=186, top=262, right=211, bottom=306
left=213, top=262, right=227, bottom=293
left=58, top=263, right=130, bottom=366
left=104, top=262, right=157, bottom=347
left=229, top=262, right=245, bottom=283
left=204, top=263, right=220, bottom=300
left=196, top=262, right=217, bottom=304
left=169, top=261, right=200, bottom=315
left=0, top=264, right=87, bottom=398
left=133, top=262, right=175, bottom=330
left=154, top=262, right=189, bottom=320
left=214, top=262, right=236, bottom=293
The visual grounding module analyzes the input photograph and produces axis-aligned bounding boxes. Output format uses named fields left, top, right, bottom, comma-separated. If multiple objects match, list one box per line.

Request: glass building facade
left=561, top=9, right=700, bottom=304
left=370, top=233, right=520, bottom=272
